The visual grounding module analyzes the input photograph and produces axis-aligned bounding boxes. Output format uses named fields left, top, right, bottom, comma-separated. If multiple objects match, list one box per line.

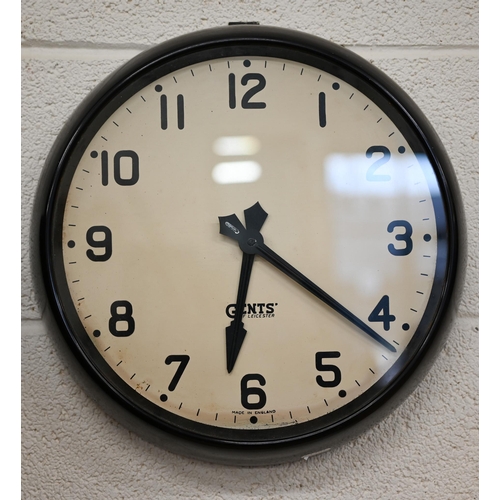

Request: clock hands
left=219, top=203, right=268, bottom=373
left=219, top=203, right=396, bottom=372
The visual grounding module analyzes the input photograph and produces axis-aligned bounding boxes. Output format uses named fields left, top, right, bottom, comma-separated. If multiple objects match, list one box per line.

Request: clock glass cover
left=36, top=26, right=463, bottom=464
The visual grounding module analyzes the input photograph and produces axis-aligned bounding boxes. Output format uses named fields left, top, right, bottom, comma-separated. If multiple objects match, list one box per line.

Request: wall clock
left=33, top=24, right=465, bottom=465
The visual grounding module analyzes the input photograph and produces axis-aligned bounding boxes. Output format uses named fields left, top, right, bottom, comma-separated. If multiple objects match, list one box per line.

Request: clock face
left=40, top=27, right=460, bottom=461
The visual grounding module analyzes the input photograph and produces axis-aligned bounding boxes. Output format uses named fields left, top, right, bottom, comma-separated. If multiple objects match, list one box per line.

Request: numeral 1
left=318, top=92, right=326, bottom=127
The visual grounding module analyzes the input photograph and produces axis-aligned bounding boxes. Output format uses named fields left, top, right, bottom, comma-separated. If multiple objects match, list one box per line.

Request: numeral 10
left=92, top=150, right=140, bottom=186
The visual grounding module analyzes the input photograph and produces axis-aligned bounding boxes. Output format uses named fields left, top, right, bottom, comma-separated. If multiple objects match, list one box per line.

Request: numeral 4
left=368, top=295, right=396, bottom=331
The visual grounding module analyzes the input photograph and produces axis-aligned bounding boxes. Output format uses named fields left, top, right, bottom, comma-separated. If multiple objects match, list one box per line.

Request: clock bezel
left=33, top=24, right=466, bottom=465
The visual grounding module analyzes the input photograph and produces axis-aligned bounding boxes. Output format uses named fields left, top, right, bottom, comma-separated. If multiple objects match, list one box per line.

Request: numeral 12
left=229, top=73, right=267, bottom=109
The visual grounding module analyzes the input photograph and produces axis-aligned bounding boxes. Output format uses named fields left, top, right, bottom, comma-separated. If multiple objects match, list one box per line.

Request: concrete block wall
left=21, top=1, right=478, bottom=498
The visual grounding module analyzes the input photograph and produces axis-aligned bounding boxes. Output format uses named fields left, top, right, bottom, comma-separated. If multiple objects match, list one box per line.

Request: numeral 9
left=86, top=225, right=112, bottom=261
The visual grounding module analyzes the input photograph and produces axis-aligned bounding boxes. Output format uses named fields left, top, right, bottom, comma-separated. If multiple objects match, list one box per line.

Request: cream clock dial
left=34, top=25, right=464, bottom=465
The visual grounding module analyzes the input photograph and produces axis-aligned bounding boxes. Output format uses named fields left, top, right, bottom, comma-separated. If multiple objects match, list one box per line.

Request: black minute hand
left=218, top=203, right=396, bottom=354
left=253, top=243, right=396, bottom=352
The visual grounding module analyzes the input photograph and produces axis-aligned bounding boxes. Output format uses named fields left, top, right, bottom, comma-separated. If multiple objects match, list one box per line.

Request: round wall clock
left=33, top=24, right=465, bottom=465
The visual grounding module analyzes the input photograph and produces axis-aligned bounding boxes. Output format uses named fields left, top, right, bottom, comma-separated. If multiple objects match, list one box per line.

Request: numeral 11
left=159, top=94, right=185, bottom=130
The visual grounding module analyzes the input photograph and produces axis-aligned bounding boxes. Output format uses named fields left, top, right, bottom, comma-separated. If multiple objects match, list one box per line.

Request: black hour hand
left=225, top=252, right=254, bottom=373
left=219, top=203, right=268, bottom=372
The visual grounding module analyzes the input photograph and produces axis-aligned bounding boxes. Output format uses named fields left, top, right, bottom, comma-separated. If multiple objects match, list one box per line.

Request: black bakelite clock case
left=32, top=25, right=465, bottom=465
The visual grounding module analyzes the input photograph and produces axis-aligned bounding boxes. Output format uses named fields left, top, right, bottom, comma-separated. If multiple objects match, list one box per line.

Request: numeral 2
left=366, top=146, right=391, bottom=181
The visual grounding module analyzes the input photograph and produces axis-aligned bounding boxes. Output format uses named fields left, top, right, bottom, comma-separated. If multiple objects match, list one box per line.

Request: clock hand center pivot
left=218, top=202, right=267, bottom=254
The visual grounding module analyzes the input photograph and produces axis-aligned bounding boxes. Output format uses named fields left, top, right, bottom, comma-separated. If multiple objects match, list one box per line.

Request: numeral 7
left=165, top=354, right=190, bottom=391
